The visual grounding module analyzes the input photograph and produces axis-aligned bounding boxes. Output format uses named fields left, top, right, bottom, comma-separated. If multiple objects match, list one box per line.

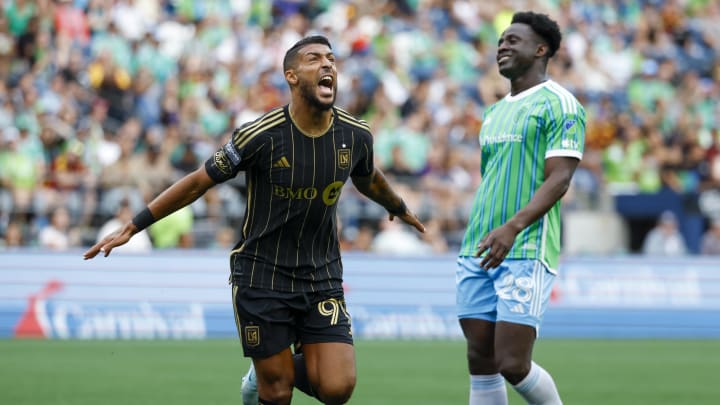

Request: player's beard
left=299, top=79, right=335, bottom=111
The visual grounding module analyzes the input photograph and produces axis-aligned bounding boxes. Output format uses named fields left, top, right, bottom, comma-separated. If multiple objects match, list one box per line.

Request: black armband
left=131, top=207, right=156, bottom=232
left=387, top=199, right=408, bottom=216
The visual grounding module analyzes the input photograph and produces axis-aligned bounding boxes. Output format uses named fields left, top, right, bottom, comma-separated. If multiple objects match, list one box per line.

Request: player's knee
left=466, top=344, right=497, bottom=372
left=497, top=356, right=530, bottom=385
left=260, top=388, right=292, bottom=404
left=316, top=377, right=356, bottom=405
left=259, top=376, right=295, bottom=404
left=467, top=345, right=493, bottom=363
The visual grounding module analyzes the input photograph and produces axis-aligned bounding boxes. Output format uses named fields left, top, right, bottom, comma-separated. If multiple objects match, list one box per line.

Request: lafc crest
left=337, top=149, right=350, bottom=169
left=244, top=325, right=260, bottom=347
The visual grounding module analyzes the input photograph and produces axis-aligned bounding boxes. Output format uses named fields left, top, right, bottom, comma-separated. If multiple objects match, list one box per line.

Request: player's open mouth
left=318, top=75, right=334, bottom=96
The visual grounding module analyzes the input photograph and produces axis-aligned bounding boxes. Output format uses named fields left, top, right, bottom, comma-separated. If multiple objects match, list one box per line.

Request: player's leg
left=495, top=322, right=561, bottom=405
left=242, top=341, right=306, bottom=404
left=456, top=256, right=508, bottom=405
left=297, top=288, right=356, bottom=404
left=300, top=342, right=356, bottom=404
left=494, top=260, right=561, bottom=405
left=289, top=341, right=317, bottom=398
left=460, top=318, right=508, bottom=405
left=253, top=348, right=296, bottom=405
left=232, top=284, right=299, bottom=405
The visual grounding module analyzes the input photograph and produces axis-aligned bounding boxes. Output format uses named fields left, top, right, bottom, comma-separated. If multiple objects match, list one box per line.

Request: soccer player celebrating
left=456, top=12, right=585, bottom=405
left=84, top=35, right=425, bottom=405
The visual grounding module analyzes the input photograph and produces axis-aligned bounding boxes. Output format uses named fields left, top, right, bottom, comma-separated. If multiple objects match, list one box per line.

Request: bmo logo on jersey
left=273, top=181, right=344, bottom=206
left=322, top=181, right=344, bottom=205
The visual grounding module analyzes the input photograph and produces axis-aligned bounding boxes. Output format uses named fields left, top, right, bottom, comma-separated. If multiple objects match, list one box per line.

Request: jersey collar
left=504, top=80, right=553, bottom=102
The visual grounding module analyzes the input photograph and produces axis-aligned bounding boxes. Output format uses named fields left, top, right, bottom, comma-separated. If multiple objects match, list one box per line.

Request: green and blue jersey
left=459, top=80, right=586, bottom=271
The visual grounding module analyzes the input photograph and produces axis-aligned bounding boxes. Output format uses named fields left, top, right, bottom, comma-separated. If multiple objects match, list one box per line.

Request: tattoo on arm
left=352, top=169, right=406, bottom=214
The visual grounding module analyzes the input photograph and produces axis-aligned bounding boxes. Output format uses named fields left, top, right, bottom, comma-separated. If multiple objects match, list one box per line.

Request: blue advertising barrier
left=1, top=251, right=719, bottom=339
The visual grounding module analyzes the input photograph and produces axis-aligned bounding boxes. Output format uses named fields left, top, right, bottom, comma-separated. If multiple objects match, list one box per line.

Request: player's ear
left=285, top=69, right=298, bottom=85
left=536, top=42, right=548, bottom=58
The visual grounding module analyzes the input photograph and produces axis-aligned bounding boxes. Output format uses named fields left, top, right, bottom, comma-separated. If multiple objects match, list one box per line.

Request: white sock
left=512, top=362, right=562, bottom=405
left=469, top=374, right=508, bottom=405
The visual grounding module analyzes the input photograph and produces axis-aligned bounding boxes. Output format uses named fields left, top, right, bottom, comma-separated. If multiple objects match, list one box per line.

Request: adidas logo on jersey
left=273, top=157, right=291, bottom=168
left=510, top=303, right=525, bottom=314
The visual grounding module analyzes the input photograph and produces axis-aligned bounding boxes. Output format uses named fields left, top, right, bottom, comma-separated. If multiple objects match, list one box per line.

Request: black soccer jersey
left=205, top=105, right=374, bottom=292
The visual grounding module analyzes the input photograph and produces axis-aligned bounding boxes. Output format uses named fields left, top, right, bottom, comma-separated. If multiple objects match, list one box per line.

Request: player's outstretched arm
left=351, top=168, right=425, bottom=233
left=83, top=166, right=217, bottom=259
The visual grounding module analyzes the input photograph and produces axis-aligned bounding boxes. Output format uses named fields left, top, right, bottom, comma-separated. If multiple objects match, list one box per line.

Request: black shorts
left=231, top=284, right=353, bottom=358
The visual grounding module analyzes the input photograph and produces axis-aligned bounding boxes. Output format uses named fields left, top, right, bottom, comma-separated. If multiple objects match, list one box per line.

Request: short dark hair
left=511, top=11, right=561, bottom=58
left=283, top=35, right=332, bottom=72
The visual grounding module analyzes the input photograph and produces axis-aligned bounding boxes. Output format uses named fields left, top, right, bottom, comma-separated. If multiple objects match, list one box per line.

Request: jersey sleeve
left=204, top=126, right=266, bottom=183
left=544, top=95, right=586, bottom=161
left=350, top=128, right=375, bottom=178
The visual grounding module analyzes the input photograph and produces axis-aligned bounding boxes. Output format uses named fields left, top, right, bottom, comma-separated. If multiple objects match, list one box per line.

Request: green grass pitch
left=1, top=339, right=718, bottom=404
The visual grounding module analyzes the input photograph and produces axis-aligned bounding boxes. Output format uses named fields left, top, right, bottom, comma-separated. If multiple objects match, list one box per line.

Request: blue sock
left=512, top=362, right=562, bottom=405
left=469, top=373, right=508, bottom=405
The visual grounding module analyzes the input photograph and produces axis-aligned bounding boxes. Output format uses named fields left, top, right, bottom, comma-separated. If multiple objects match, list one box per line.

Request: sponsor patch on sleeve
left=223, top=142, right=242, bottom=166
left=213, top=150, right=232, bottom=175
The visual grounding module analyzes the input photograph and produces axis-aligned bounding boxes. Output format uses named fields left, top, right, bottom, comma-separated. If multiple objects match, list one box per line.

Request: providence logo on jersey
left=481, top=133, right=523, bottom=145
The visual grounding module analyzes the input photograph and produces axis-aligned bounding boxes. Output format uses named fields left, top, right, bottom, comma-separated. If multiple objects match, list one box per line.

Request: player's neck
left=509, top=71, right=548, bottom=96
left=288, top=103, right=334, bottom=137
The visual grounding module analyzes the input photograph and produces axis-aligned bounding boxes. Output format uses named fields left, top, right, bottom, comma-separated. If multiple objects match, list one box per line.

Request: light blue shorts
left=456, top=257, right=555, bottom=331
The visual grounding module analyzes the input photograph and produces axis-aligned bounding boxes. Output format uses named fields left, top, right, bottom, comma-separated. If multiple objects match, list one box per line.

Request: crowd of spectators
left=0, top=0, right=718, bottom=255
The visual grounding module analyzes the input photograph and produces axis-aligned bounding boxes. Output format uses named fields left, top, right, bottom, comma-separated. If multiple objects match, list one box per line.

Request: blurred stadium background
left=1, top=0, right=720, bottom=404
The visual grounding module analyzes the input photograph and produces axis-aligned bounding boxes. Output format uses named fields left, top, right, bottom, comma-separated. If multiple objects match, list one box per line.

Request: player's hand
left=389, top=210, right=426, bottom=233
left=83, top=223, right=136, bottom=259
left=475, top=223, right=519, bottom=269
